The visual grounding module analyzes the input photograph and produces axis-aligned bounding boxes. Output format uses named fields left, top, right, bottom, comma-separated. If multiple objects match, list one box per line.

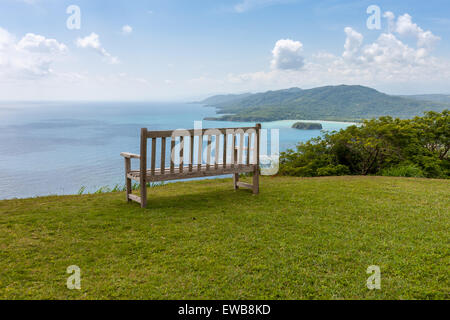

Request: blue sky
left=1, top=0, right=449, bottom=100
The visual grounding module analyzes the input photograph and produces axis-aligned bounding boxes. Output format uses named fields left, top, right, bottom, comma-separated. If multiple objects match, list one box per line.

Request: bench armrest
left=120, top=152, right=141, bottom=159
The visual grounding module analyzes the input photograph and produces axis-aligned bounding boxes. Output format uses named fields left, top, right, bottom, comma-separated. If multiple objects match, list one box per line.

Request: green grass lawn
left=0, top=176, right=449, bottom=300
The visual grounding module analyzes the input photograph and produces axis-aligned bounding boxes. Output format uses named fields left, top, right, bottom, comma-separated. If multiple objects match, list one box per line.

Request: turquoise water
left=0, top=102, right=354, bottom=199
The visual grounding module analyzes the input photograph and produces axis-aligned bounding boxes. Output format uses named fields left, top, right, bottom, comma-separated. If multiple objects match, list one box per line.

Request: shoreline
left=200, top=105, right=362, bottom=123
left=204, top=117, right=361, bottom=124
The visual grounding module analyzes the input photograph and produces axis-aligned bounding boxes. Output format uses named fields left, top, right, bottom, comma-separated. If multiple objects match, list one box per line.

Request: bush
left=380, top=164, right=424, bottom=178
left=279, top=110, right=449, bottom=179
left=317, top=165, right=350, bottom=176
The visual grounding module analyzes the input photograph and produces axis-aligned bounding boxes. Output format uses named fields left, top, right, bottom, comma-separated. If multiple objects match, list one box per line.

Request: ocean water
left=0, top=102, right=353, bottom=199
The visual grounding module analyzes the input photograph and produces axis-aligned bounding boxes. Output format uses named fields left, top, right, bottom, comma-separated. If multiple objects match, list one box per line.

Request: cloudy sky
left=1, top=0, right=450, bottom=100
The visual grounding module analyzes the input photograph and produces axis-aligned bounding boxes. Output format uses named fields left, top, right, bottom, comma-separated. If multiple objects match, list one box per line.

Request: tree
left=279, top=110, right=449, bottom=179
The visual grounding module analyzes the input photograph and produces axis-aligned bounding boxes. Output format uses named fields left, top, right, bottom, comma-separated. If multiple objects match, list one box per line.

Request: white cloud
left=17, top=33, right=67, bottom=53
left=0, top=27, right=67, bottom=79
left=271, top=39, right=304, bottom=70
left=0, top=27, right=15, bottom=50
left=76, top=33, right=101, bottom=50
left=76, top=33, right=119, bottom=64
left=217, top=12, right=449, bottom=94
left=344, top=13, right=439, bottom=66
left=121, top=25, right=133, bottom=35
left=383, top=11, right=396, bottom=33
left=395, top=14, right=440, bottom=48
left=361, top=33, right=427, bottom=65
left=343, top=27, right=363, bottom=62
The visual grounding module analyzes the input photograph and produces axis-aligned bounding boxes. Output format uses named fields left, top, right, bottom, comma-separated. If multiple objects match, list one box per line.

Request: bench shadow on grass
left=127, top=184, right=257, bottom=212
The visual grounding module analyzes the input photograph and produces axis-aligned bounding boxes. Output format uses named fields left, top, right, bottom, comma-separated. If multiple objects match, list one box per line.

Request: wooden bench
left=121, top=124, right=261, bottom=208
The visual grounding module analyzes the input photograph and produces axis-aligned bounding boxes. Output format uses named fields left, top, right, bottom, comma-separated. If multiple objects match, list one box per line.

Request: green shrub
left=380, top=164, right=424, bottom=178
left=317, top=164, right=350, bottom=176
left=279, top=110, right=449, bottom=179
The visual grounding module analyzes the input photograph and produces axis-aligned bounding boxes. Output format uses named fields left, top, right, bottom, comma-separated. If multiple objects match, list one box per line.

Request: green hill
left=201, top=85, right=450, bottom=122
left=399, top=94, right=450, bottom=104
left=1, top=176, right=448, bottom=299
left=195, top=92, right=253, bottom=105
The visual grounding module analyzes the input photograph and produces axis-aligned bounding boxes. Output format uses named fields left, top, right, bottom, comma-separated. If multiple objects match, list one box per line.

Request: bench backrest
left=139, top=124, right=261, bottom=176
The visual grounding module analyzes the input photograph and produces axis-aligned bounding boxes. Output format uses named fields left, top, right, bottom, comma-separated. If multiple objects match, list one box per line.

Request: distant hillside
left=399, top=94, right=450, bottom=104
left=201, top=85, right=450, bottom=122
left=196, top=93, right=253, bottom=105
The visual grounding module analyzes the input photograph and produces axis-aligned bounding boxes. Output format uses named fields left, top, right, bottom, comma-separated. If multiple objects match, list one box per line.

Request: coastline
left=203, top=115, right=362, bottom=124
left=200, top=104, right=363, bottom=123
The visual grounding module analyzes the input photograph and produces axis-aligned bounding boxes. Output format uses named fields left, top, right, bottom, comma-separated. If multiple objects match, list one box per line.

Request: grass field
left=0, top=176, right=449, bottom=300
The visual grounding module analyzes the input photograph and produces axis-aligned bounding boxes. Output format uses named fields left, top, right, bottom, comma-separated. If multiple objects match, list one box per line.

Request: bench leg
left=140, top=178, right=147, bottom=208
left=126, top=178, right=132, bottom=203
left=124, top=158, right=132, bottom=202
left=252, top=166, right=260, bottom=195
left=233, top=173, right=240, bottom=190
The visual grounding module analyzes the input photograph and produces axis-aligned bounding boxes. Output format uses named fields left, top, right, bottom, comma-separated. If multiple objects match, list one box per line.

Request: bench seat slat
left=127, top=164, right=257, bottom=182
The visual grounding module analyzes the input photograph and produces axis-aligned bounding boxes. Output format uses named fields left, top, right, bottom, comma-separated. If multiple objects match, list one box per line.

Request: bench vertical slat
left=253, top=123, right=261, bottom=194
left=231, top=132, right=239, bottom=189
left=151, top=138, right=156, bottom=176
left=215, top=135, right=220, bottom=169
left=206, top=134, right=212, bottom=170
left=246, top=133, right=251, bottom=165
left=161, top=137, right=166, bottom=175
left=189, top=135, right=194, bottom=172
left=179, top=136, right=184, bottom=173
left=233, top=132, right=239, bottom=189
left=256, top=124, right=261, bottom=166
left=252, top=131, right=256, bottom=164
left=231, top=133, right=236, bottom=168
left=238, top=132, right=244, bottom=167
left=124, top=157, right=131, bottom=202
left=197, top=134, right=203, bottom=171
left=140, top=128, right=148, bottom=208
left=170, top=138, right=175, bottom=173
left=223, top=133, right=227, bottom=168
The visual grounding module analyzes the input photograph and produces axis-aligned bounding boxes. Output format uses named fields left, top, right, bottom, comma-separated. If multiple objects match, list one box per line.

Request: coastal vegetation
left=1, top=176, right=448, bottom=299
left=201, top=85, right=450, bottom=122
left=292, top=122, right=323, bottom=130
left=400, top=94, right=450, bottom=104
left=279, top=110, right=449, bottom=179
